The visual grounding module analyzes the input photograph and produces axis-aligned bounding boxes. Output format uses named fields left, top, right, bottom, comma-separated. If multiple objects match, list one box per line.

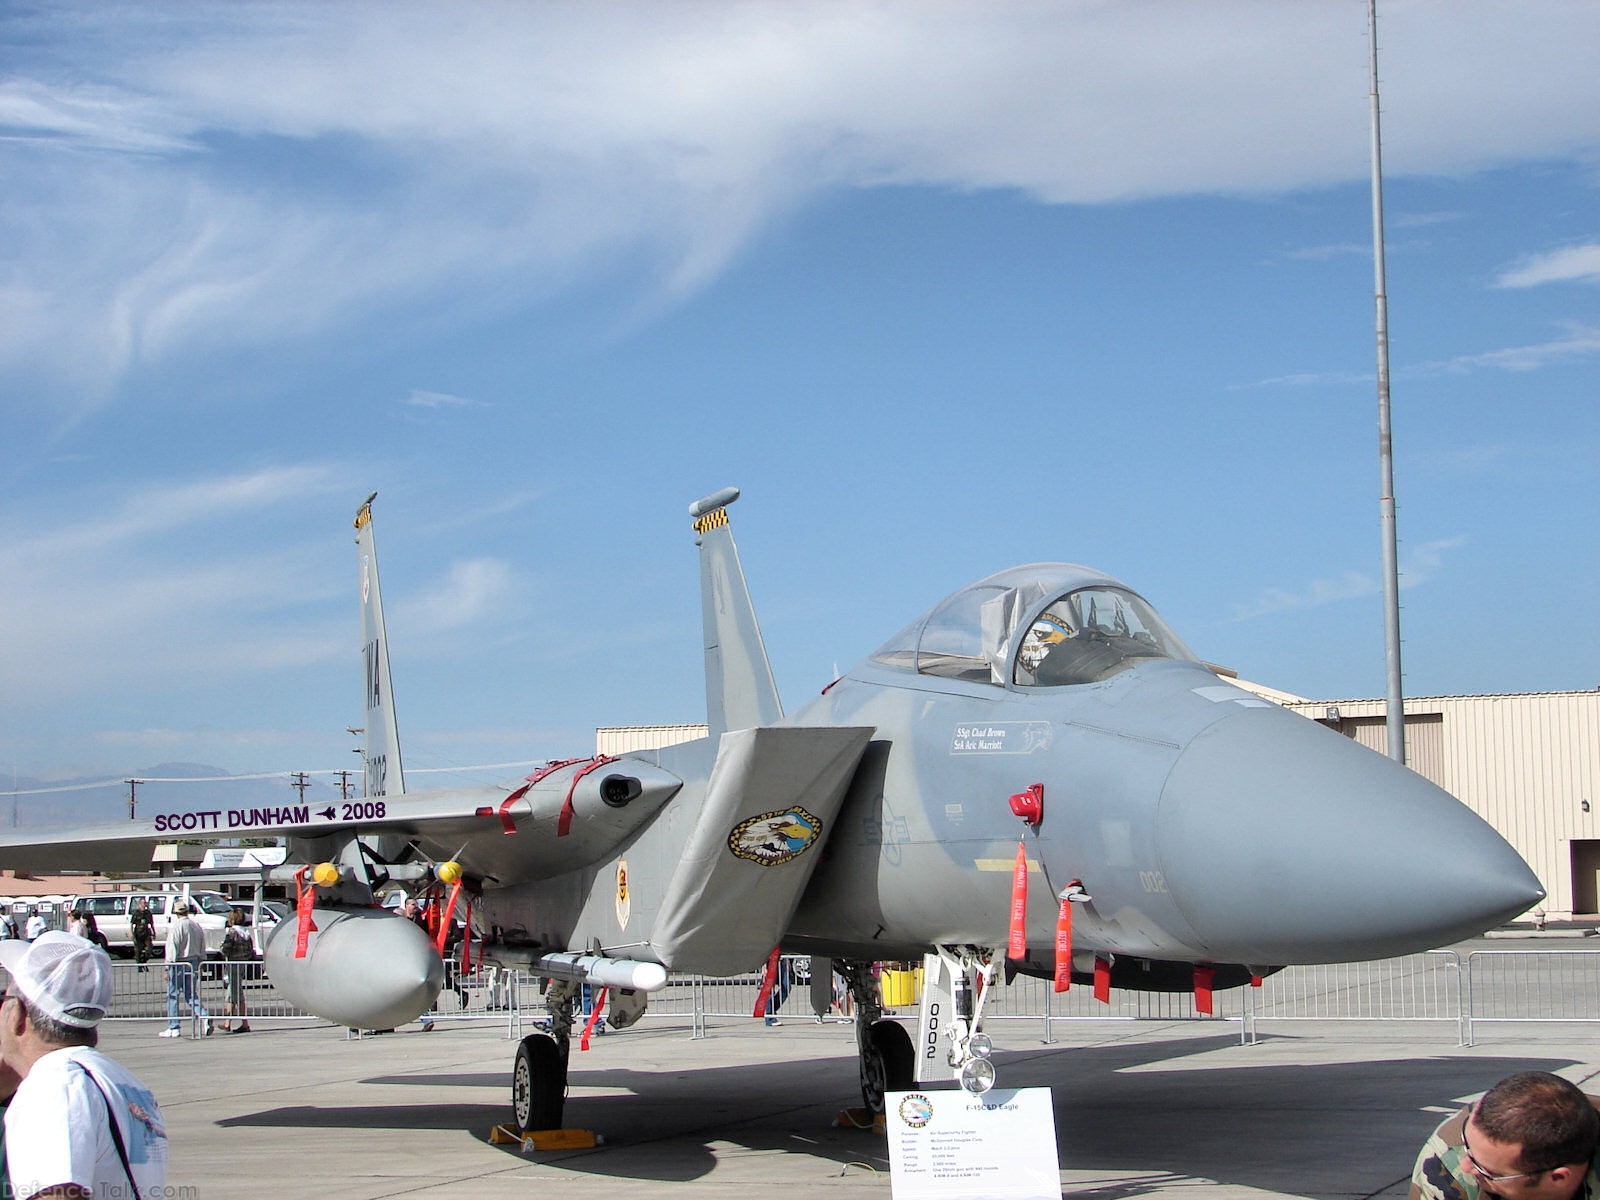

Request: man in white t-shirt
left=0, top=931, right=169, bottom=1199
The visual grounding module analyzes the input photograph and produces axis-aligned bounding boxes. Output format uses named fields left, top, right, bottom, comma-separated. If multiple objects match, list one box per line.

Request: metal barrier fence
left=1460, top=950, right=1600, bottom=1045
left=661, top=949, right=1600, bottom=1048
left=107, top=961, right=308, bottom=1034
left=106, top=959, right=525, bottom=1036
left=107, top=948, right=1600, bottom=1047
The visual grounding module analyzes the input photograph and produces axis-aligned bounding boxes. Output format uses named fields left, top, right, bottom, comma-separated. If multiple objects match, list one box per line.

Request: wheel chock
left=488, top=1124, right=600, bottom=1152
left=832, top=1107, right=885, bottom=1132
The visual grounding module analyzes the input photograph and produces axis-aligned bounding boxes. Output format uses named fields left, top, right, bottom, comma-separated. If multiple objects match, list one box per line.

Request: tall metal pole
left=1369, top=0, right=1406, bottom=764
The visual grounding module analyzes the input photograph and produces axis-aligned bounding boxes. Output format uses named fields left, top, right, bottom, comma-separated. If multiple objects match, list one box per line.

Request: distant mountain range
left=2, top=762, right=350, bottom=830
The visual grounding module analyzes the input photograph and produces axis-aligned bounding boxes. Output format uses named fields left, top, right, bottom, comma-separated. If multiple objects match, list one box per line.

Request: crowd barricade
left=106, top=948, right=1600, bottom=1048
left=108, top=960, right=310, bottom=1025
left=1458, top=949, right=1600, bottom=1046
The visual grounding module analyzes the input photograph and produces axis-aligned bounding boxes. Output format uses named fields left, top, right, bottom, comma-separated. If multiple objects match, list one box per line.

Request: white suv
left=68, top=890, right=232, bottom=956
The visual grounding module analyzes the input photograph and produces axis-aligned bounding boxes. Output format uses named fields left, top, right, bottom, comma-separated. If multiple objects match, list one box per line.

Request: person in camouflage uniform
left=131, top=899, right=155, bottom=970
left=1411, top=1071, right=1599, bottom=1199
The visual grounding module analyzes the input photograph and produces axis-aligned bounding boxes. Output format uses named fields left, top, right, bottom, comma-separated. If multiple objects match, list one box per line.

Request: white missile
left=528, top=952, right=668, bottom=992
left=263, top=905, right=443, bottom=1029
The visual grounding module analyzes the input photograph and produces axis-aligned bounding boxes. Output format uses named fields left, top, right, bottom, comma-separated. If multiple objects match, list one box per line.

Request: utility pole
left=1369, top=0, right=1406, bottom=765
left=126, top=779, right=141, bottom=820
left=348, top=727, right=366, bottom=798
left=335, top=770, right=354, bottom=800
left=290, top=772, right=310, bottom=802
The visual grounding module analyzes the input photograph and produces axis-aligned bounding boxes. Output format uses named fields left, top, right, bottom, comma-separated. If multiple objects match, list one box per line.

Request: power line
left=0, top=760, right=548, bottom=798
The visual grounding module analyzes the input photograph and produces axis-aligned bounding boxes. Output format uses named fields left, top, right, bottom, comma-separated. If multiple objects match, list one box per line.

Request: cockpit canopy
left=869, top=564, right=1197, bottom=687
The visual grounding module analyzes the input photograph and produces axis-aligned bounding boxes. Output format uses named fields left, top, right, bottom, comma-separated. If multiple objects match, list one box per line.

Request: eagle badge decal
left=728, top=806, right=823, bottom=866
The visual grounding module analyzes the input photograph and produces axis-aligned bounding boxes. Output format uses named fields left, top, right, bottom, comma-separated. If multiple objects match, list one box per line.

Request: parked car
left=228, top=899, right=289, bottom=929
left=67, top=890, right=232, bottom=956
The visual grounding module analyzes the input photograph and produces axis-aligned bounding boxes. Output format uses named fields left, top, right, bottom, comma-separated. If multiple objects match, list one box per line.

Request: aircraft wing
left=0, top=784, right=513, bottom=875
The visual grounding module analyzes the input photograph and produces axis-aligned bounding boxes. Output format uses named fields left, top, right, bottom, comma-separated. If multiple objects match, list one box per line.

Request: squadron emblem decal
left=615, top=859, right=631, bottom=930
left=728, top=806, right=823, bottom=866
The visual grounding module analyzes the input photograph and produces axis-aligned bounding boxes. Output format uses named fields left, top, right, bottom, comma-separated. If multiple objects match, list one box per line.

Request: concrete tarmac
left=97, top=1004, right=1600, bottom=1200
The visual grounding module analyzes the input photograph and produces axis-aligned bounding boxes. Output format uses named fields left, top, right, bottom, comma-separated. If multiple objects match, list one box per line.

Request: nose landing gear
left=933, top=949, right=998, bottom=1094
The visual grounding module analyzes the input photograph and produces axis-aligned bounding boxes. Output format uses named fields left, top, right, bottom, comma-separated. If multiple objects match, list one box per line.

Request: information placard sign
left=886, top=1086, right=1059, bottom=1200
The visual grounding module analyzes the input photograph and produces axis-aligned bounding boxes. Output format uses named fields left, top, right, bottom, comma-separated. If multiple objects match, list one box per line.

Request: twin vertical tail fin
left=690, top=488, right=783, bottom=739
left=353, top=487, right=777, bottom=794
left=355, top=494, right=406, bottom=797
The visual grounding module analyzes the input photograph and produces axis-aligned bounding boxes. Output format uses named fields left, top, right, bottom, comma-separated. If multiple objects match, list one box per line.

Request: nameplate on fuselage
left=949, top=722, right=1052, bottom=755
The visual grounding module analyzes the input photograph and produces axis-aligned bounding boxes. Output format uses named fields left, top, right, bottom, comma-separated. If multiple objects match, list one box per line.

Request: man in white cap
left=161, top=901, right=210, bottom=1038
left=0, top=931, right=169, bottom=1198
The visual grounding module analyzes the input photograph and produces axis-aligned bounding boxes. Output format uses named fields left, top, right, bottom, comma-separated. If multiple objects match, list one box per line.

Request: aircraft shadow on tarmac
left=214, top=1031, right=1587, bottom=1193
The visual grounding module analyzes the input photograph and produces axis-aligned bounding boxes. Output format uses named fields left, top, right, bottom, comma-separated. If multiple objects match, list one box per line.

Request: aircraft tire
left=512, top=1033, right=567, bottom=1132
left=860, top=1020, right=914, bottom=1114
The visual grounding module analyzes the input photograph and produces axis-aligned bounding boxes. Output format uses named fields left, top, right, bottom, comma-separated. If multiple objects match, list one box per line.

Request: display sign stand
left=886, top=1086, right=1059, bottom=1200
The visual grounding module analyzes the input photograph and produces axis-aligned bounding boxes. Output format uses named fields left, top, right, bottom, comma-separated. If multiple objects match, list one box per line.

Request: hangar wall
left=595, top=724, right=707, bottom=756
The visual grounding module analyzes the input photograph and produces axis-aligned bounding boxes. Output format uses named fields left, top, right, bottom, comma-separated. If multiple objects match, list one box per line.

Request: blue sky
left=2, top=1, right=1597, bottom=803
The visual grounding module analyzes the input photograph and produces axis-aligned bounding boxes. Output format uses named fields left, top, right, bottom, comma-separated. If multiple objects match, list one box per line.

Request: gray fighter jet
left=0, top=489, right=1543, bottom=1130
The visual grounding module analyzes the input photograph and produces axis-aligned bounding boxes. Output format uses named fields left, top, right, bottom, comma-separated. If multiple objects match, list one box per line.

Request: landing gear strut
left=840, top=960, right=915, bottom=1114
left=932, top=948, right=998, bottom=1094
left=511, top=980, right=577, bottom=1132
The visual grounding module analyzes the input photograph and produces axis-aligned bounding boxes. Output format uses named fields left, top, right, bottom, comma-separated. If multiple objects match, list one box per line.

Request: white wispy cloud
left=403, top=389, right=477, bottom=409
left=0, top=466, right=351, bottom=701
left=395, top=557, right=517, bottom=635
left=1241, top=322, right=1600, bottom=390
left=1392, top=211, right=1464, bottom=230
left=1398, top=536, right=1467, bottom=586
left=1232, top=536, right=1467, bottom=621
left=1282, top=242, right=1369, bottom=263
left=2, top=1, right=1595, bottom=409
left=1420, top=323, right=1600, bottom=374
left=1495, top=243, right=1600, bottom=288
left=0, top=464, right=343, bottom=566
left=1233, top=570, right=1379, bottom=621
left=1237, top=368, right=1372, bottom=390
left=415, top=489, right=547, bottom=537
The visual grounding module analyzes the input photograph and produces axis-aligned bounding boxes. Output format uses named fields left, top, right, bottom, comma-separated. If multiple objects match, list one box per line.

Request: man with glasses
left=0, top=931, right=168, bottom=1198
left=1411, top=1071, right=1599, bottom=1198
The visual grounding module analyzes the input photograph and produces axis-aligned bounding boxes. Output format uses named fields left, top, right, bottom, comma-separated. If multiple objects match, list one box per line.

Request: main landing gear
left=838, top=959, right=915, bottom=1116
left=511, top=980, right=577, bottom=1132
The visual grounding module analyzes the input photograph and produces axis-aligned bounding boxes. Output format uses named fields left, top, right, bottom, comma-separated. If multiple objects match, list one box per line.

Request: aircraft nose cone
left=1156, top=707, right=1544, bottom=964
